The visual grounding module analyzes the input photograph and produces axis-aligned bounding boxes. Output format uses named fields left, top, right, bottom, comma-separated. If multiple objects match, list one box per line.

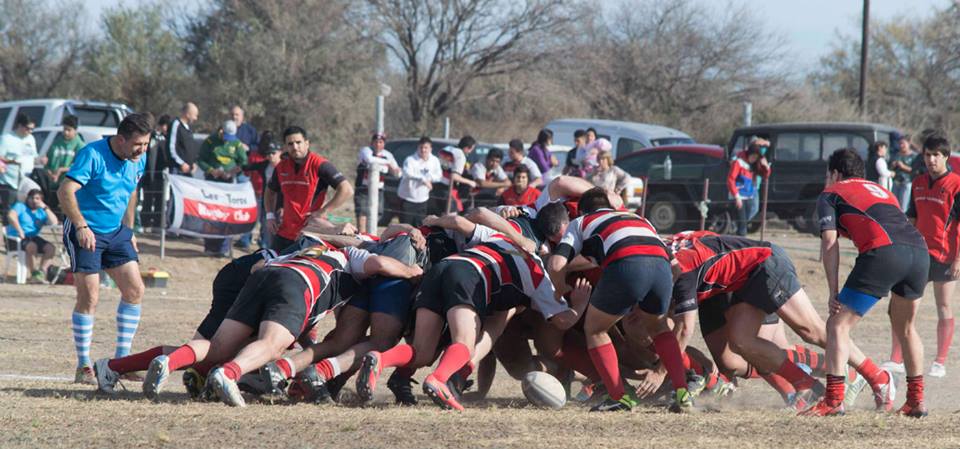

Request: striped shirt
left=268, top=244, right=371, bottom=325
left=554, top=209, right=668, bottom=267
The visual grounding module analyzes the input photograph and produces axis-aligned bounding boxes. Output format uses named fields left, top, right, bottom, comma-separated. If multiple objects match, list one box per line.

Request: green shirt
left=45, top=134, right=84, bottom=182
left=198, top=137, right=247, bottom=174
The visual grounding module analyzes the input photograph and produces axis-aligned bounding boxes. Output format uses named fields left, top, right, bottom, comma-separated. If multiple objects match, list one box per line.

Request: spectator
left=527, top=128, right=556, bottom=175
left=563, top=129, right=587, bottom=176
left=166, top=102, right=199, bottom=176
left=585, top=127, right=598, bottom=145
left=264, top=126, right=353, bottom=251
left=578, top=137, right=612, bottom=178
left=435, top=135, right=478, bottom=214
left=41, top=115, right=84, bottom=208
left=0, top=113, right=38, bottom=210
left=890, top=132, right=917, bottom=212
left=230, top=106, right=258, bottom=249
left=140, top=114, right=171, bottom=229
left=198, top=120, right=248, bottom=257
left=500, top=164, right=540, bottom=207
left=866, top=141, right=893, bottom=190
left=503, top=138, right=543, bottom=187
left=355, top=131, right=400, bottom=231
left=590, top=151, right=629, bottom=201
left=241, top=131, right=282, bottom=249
left=470, top=147, right=511, bottom=198
left=397, top=136, right=442, bottom=226
left=5, top=188, right=58, bottom=283
left=727, top=142, right=771, bottom=236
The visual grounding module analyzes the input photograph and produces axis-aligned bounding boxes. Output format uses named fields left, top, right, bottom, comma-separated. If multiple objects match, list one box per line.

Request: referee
left=58, top=113, right=152, bottom=384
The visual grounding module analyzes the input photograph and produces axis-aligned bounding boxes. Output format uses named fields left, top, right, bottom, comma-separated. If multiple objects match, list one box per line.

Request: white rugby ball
left=521, top=371, right=566, bottom=409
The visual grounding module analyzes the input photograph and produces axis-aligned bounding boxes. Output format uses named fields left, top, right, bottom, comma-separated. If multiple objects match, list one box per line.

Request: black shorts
left=844, top=244, right=929, bottom=300
left=224, top=267, right=313, bottom=338
left=698, top=294, right=780, bottom=336
left=6, top=235, right=52, bottom=252
left=730, top=244, right=803, bottom=314
left=413, top=259, right=487, bottom=316
left=928, top=257, right=958, bottom=283
left=590, top=256, right=673, bottom=316
left=354, top=189, right=385, bottom=217
left=196, top=262, right=247, bottom=339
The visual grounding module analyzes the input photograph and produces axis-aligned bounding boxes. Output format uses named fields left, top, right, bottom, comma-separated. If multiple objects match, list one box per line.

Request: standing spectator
left=5, top=188, right=58, bottom=283
left=241, top=131, right=282, bottom=249
left=397, top=136, right=441, bottom=226
left=577, top=138, right=612, bottom=178
left=727, top=143, right=771, bottom=236
left=140, top=115, right=171, bottom=230
left=58, top=113, right=152, bottom=384
left=41, top=115, right=84, bottom=209
left=527, top=128, right=556, bottom=176
left=166, top=102, right=199, bottom=176
left=500, top=165, right=540, bottom=207
left=866, top=141, right=893, bottom=191
left=890, top=132, right=917, bottom=212
left=435, top=135, right=478, bottom=214
left=263, top=126, right=353, bottom=251
left=470, top=147, right=511, bottom=198
left=590, top=151, right=630, bottom=202
left=355, top=131, right=400, bottom=231
left=198, top=120, right=248, bottom=257
left=0, top=113, right=38, bottom=210
left=585, top=127, right=598, bottom=145
left=563, top=129, right=587, bottom=176
left=230, top=106, right=258, bottom=249
left=503, top=139, right=543, bottom=187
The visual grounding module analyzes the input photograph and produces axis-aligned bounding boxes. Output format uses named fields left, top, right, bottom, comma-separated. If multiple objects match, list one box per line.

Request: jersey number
left=863, top=184, right=890, bottom=199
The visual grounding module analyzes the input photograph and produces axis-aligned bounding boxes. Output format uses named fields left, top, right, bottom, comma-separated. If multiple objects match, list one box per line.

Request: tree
left=0, top=0, right=85, bottom=98
left=363, top=0, right=576, bottom=133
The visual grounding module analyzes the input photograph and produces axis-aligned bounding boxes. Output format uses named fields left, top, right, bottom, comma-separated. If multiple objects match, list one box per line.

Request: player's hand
left=828, top=294, right=842, bottom=316
left=422, top=215, right=439, bottom=226
left=569, top=277, right=592, bottom=305
left=267, top=217, right=279, bottom=234
left=408, top=264, right=424, bottom=280
left=131, top=234, right=139, bottom=254
left=634, top=368, right=666, bottom=399
left=76, top=226, right=96, bottom=251
left=735, top=198, right=743, bottom=209
left=950, top=260, right=960, bottom=280
left=338, top=223, right=358, bottom=236
left=499, top=207, right=521, bottom=219
left=409, top=228, right=426, bottom=250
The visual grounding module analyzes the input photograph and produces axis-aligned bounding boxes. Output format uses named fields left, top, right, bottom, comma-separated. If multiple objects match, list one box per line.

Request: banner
left=166, top=175, right=257, bottom=238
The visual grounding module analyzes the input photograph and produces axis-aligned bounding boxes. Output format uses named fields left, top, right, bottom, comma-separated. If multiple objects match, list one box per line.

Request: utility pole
left=858, top=0, right=870, bottom=116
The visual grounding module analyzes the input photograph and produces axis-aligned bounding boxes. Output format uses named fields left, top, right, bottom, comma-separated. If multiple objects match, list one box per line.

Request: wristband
left=77, top=225, right=90, bottom=230
left=266, top=212, right=276, bottom=220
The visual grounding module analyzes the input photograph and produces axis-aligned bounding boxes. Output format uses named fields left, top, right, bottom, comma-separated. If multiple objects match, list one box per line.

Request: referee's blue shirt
left=65, top=138, right=146, bottom=234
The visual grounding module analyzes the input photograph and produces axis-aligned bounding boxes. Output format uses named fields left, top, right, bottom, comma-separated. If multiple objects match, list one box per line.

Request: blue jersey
left=5, top=202, right=48, bottom=237
left=65, top=138, right=146, bottom=234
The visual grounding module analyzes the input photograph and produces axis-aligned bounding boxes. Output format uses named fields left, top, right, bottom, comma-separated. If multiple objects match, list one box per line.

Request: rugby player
left=803, top=148, right=928, bottom=417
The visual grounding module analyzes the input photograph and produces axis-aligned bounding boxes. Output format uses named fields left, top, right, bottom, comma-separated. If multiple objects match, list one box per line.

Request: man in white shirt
left=470, top=147, right=511, bottom=198
left=0, top=113, right=38, bottom=209
left=503, top=139, right=543, bottom=187
left=398, top=137, right=442, bottom=226
left=435, top=135, right=478, bottom=214
left=355, top=132, right=401, bottom=230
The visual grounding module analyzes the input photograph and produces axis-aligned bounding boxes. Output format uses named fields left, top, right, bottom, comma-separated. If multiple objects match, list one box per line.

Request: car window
left=72, top=107, right=120, bottom=127
left=385, top=141, right=420, bottom=168
left=650, top=137, right=695, bottom=147
left=616, top=152, right=707, bottom=179
left=616, top=152, right=655, bottom=176
left=822, top=133, right=869, bottom=161
left=16, top=106, right=45, bottom=128
left=0, top=107, right=11, bottom=130
left=774, top=133, right=821, bottom=162
left=616, top=137, right=645, bottom=157
left=32, top=131, right=51, bottom=155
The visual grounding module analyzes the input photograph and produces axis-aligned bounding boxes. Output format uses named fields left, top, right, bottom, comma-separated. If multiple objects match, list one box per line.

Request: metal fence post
left=160, top=172, right=169, bottom=260
left=367, top=162, right=381, bottom=235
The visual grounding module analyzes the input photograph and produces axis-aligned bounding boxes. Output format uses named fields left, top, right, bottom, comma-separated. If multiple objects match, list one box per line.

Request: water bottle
left=664, top=155, right=673, bottom=180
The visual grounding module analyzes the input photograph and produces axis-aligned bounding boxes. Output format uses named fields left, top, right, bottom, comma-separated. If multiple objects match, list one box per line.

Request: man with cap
left=198, top=120, right=249, bottom=256
left=889, top=132, right=917, bottom=212
left=355, top=131, right=400, bottom=232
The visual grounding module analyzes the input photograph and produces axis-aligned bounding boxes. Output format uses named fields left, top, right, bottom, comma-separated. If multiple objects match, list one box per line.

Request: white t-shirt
left=438, top=146, right=467, bottom=186
left=398, top=154, right=442, bottom=203
left=505, top=156, right=542, bottom=181
left=876, top=157, right=893, bottom=191
left=357, top=146, right=399, bottom=187
left=0, top=132, right=38, bottom=188
left=470, top=163, right=508, bottom=183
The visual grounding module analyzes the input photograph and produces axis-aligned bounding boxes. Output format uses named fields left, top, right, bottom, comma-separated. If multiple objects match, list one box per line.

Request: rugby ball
left=521, top=371, right=566, bottom=409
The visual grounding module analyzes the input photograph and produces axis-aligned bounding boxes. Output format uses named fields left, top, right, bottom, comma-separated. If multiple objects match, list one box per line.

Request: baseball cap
left=223, top=120, right=238, bottom=141
left=371, top=131, right=387, bottom=141
left=891, top=131, right=904, bottom=141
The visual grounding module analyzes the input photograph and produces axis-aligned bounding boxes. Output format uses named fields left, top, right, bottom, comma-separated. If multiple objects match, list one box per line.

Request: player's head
left=922, top=135, right=951, bottom=175
left=826, top=148, right=864, bottom=184
left=115, top=112, right=154, bottom=161
left=535, top=201, right=570, bottom=244
left=283, top=126, right=310, bottom=160
left=577, top=187, right=612, bottom=215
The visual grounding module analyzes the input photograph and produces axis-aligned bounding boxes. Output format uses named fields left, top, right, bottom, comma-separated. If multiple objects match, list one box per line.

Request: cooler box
left=141, top=270, right=170, bottom=288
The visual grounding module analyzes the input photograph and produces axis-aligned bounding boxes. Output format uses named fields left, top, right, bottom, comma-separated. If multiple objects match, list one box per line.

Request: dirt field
left=3, top=231, right=960, bottom=449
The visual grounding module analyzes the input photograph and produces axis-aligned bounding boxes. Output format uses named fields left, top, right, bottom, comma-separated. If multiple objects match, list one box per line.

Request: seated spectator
left=5, top=189, right=58, bottom=283
left=0, top=113, right=38, bottom=210
left=500, top=165, right=540, bottom=207
left=589, top=150, right=629, bottom=202
left=502, top=139, right=543, bottom=187
left=469, top=147, right=511, bottom=197
left=41, top=115, right=84, bottom=208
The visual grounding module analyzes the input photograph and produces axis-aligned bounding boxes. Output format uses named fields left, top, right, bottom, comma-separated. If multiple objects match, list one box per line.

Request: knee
left=25, top=242, right=37, bottom=254
left=369, top=335, right=399, bottom=353
left=727, top=335, right=757, bottom=358
left=123, top=283, right=145, bottom=303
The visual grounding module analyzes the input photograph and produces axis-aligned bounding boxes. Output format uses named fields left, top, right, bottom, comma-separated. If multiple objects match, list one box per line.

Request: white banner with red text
left=166, top=174, right=257, bottom=237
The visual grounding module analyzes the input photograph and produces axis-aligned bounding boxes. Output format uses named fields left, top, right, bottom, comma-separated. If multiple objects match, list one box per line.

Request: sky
left=86, top=0, right=950, bottom=73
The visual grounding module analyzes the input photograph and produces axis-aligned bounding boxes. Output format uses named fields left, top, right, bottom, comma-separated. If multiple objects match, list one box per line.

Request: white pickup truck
left=0, top=99, right=132, bottom=135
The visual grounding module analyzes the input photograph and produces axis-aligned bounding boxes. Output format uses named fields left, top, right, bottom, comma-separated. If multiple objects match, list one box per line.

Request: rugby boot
left=422, top=374, right=464, bottom=411
left=209, top=367, right=246, bottom=407
left=143, top=355, right=170, bottom=400
left=668, top=387, right=695, bottom=413
left=356, top=351, right=382, bottom=402
left=387, top=371, right=418, bottom=406
left=799, top=399, right=845, bottom=416
left=897, top=401, right=928, bottom=418
left=93, top=358, right=121, bottom=394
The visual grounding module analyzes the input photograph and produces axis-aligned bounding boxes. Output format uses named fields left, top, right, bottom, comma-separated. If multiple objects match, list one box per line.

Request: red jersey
left=245, top=151, right=267, bottom=197
left=269, top=152, right=346, bottom=241
left=672, top=235, right=773, bottom=314
left=908, top=171, right=960, bottom=263
left=817, top=178, right=926, bottom=253
left=554, top=209, right=668, bottom=268
left=501, top=186, right=540, bottom=207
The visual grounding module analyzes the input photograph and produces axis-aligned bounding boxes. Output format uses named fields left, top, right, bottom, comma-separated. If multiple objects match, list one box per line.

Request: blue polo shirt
left=5, top=202, right=48, bottom=238
left=65, top=138, right=146, bottom=234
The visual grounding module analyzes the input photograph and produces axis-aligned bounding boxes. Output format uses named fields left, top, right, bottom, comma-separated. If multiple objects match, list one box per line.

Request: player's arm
left=547, top=277, right=591, bottom=330
left=450, top=172, right=477, bottom=188
left=821, top=230, right=841, bottom=312
left=362, top=254, right=423, bottom=279
left=672, top=310, right=697, bottom=352
left=123, top=187, right=138, bottom=229
left=422, top=213, right=476, bottom=237
left=6, top=208, right=23, bottom=238
left=319, top=179, right=354, bottom=217
left=264, top=172, right=279, bottom=231
left=464, top=207, right=536, bottom=253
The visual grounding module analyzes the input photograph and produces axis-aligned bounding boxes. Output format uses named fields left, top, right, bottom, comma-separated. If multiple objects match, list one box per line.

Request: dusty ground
left=2, top=230, right=960, bottom=449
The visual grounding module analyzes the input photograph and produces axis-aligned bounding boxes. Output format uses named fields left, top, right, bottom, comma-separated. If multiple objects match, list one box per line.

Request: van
left=32, top=125, right=118, bottom=157
left=0, top=99, right=132, bottom=135
left=544, top=118, right=695, bottom=159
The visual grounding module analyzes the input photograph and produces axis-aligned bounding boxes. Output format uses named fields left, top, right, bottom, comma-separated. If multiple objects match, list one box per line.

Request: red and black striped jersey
left=445, top=235, right=566, bottom=319
left=672, top=235, right=773, bottom=314
left=419, top=224, right=498, bottom=264
left=908, top=171, right=960, bottom=263
left=268, top=244, right=371, bottom=325
left=553, top=209, right=669, bottom=267
left=817, top=178, right=926, bottom=253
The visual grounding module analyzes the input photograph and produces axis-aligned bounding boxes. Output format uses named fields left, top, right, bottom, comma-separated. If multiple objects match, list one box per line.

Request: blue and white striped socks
left=115, top=301, right=142, bottom=358
left=71, top=312, right=94, bottom=368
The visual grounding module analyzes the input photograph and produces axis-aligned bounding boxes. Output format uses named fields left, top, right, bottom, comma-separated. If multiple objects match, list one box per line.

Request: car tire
left=790, top=203, right=819, bottom=236
left=645, top=192, right=687, bottom=233
left=706, top=210, right=735, bottom=234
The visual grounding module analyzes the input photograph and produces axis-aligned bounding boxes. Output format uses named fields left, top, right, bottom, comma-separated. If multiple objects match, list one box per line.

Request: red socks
left=314, top=358, right=342, bottom=381
left=824, top=374, right=845, bottom=407
left=222, top=361, right=242, bottom=381
left=652, top=331, right=688, bottom=391
left=774, top=358, right=816, bottom=391
left=166, top=345, right=197, bottom=372
left=275, top=358, right=295, bottom=379
left=588, top=343, right=624, bottom=400
left=556, top=342, right=601, bottom=381
left=937, top=318, right=955, bottom=364
left=380, top=344, right=416, bottom=370
left=761, top=373, right=796, bottom=401
left=107, top=346, right=164, bottom=373
left=906, top=375, right=924, bottom=406
left=856, top=358, right=890, bottom=391
left=786, top=345, right=826, bottom=376
left=432, top=343, right=470, bottom=383
left=890, top=328, right=904, bottom=364
left=457, top=361, right=475, bottom=379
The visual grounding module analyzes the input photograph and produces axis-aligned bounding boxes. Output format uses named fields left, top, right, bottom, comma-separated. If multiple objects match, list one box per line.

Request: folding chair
left=2, top=233, right=27, bottom=284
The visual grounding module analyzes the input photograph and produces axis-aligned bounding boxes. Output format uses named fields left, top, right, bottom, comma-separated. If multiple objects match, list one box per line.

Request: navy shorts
left=730, top=244, right=803, bottom=314
left=347, top=277, right=414, bottom=323
left=590, top=256, right=673, bottom=316
left=63, top=219, right=138, bottom=273
left=414, top=259, right=487, bottom=316
left=844, top=244, right=928, bottom=300
left=698, top=294, right=780, bottom=336
left=928, top=257, right=957, bottom=283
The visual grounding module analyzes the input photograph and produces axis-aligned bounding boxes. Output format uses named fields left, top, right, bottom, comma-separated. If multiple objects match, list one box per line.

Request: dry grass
left=2, top=232, right=960, bottom=449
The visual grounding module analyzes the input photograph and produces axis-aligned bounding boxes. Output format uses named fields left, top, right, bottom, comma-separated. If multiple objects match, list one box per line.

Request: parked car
left=545, top=118, right=695, bottom=159
left=616, top=144, right=733, bottom=233
left=727, top=122, right=900, bottom=233
left=0, top=99, right=132, bottom=135
left=32, top=126, right=117, bottom=158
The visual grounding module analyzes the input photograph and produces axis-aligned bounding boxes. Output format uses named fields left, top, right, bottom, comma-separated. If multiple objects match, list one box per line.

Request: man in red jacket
left=264, top=126, right=354, bottom=251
